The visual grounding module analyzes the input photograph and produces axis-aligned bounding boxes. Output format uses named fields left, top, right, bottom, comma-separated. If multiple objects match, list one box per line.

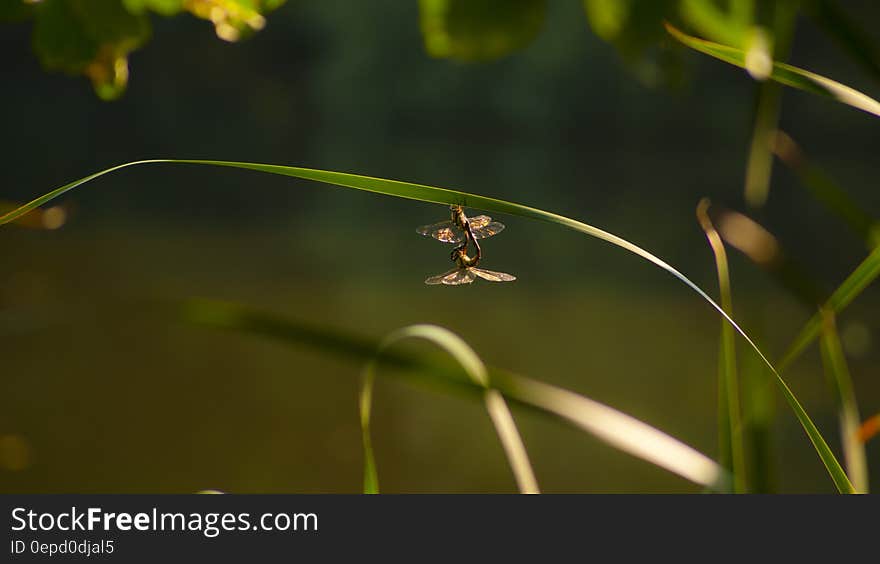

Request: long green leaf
left=362, top=324, right=540, bottom=494
left=742, top=1, right=798, bottom=207
left=0, top=158, right=852, bottom=492
left=0, top=200, right=68, bottom=230
left=743, top=78, right=783, bottom=207
left=697, top=199, right=746, bottom=493
left=741, top=338, right=776, bottom=492
left=779, top=244, right=880, bottom=372
left=818, top=311, right=868, bottom=493
left=358, top=368, right=379, bottom=494
left=181, top=298, right=727, bottom=489
left=666, top=23, right=880, bottom=118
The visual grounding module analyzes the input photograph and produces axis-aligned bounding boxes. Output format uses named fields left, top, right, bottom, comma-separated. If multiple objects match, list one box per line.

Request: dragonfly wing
left=444, top=268, right=476, bottom=285
left=467, top=215, right=491, bottom=229
left=472, top=221, right=505, bottom=240
left=416, top=221, right=465, bottom=244
left=472, top=268, right=516, bottom=282
left=425, top=267, right=460, bottom=285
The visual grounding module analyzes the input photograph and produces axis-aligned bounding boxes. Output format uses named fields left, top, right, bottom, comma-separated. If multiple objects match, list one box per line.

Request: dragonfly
left=425, top=246, right=516, bottom=285
left=416, top=205, right=505, bottom=245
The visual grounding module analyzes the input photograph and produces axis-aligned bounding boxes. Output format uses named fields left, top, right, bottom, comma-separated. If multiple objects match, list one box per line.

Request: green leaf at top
left=32, top=0, right=150, bottom=100
left=0, top=0, right=35, bottom=22
left=419, top=0, right=546, bottom=62
left=22, top=0, right=282, bottom=99
left=666, top=22, right=880, bottom=118
left=121, top=0, right=184, bottom=17
left=584, top=0, right=677, bottom=57
left=33, top=0, right=95, bottom=73
left=583, top=0, right=684, bottom=87
left=583, top=0, right=631, bottom=42
left=184, top=0, right=283, bottom=42
left=678, top=0, right=752, bottom=49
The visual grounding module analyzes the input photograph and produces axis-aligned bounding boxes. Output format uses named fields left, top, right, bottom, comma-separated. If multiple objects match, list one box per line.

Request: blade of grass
left=742, top=1, right=798, bottom=207
left=818, top=310, right=868, bottom=493
left=721, top=207, right=867, bottom=492
left=490, top=368, right=727, bottom=490
left=1, top=159, right=851, bottom=491
left=359, top=369, right=379, bottom=493
left=743, top=63, right=779, bottom=207
left=181, top=298, right=729, bottom=490
left=362, top=324, right=540, bottom=494
left=771, top=377, right=853, bottom=492
left=741, top=332, right=776, bottom=492
left=712, top=203, right=873, bottom=493
left=708, top=198, right=878, bottom=375
left=666, top=23, right=880, bottom=118
left=779, top=244, right=880, bottom=371
left=697, top=199, right=746, bottom=493
left=773, top=131, right=880, bottom=249
left=0, top=200, right=67, bottom=230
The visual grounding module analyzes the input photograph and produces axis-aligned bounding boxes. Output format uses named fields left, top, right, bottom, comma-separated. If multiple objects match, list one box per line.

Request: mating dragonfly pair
left=416, top=205, right=515, bottom=285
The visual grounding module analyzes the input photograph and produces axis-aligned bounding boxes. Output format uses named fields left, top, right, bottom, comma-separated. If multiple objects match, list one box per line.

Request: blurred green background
left=1, top=0, right=879, bottom=492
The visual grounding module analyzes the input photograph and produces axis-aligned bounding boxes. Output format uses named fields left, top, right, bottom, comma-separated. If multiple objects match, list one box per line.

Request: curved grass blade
left=741, top=341, right=777, bottom=492
left=359, top=368, right=379, bottom=494
left=665, top=23, right=880, bottom=118
left=490, top=368, right=726, bottom=489
left=1, top=158, right=851, bottom=491
left=0, top=200, right=67, bottom=230
left=181, top=298, right=729, bottom=490
left=779, top=244, right=880, bottom=372
left=363, top=324, right=539, bottom=494
left=819, top=311, right=868, bottom=493
left=697, top=199, right=746, bottom=493
left=773, top=380, right=853, bottom=492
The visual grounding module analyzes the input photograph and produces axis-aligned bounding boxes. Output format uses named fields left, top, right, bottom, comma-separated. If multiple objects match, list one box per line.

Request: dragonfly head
left=450, top=246, right=466, bottom=262
left=451, top=245, right=479, bottom=268
left=450, top=205, right=467, bottom=229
